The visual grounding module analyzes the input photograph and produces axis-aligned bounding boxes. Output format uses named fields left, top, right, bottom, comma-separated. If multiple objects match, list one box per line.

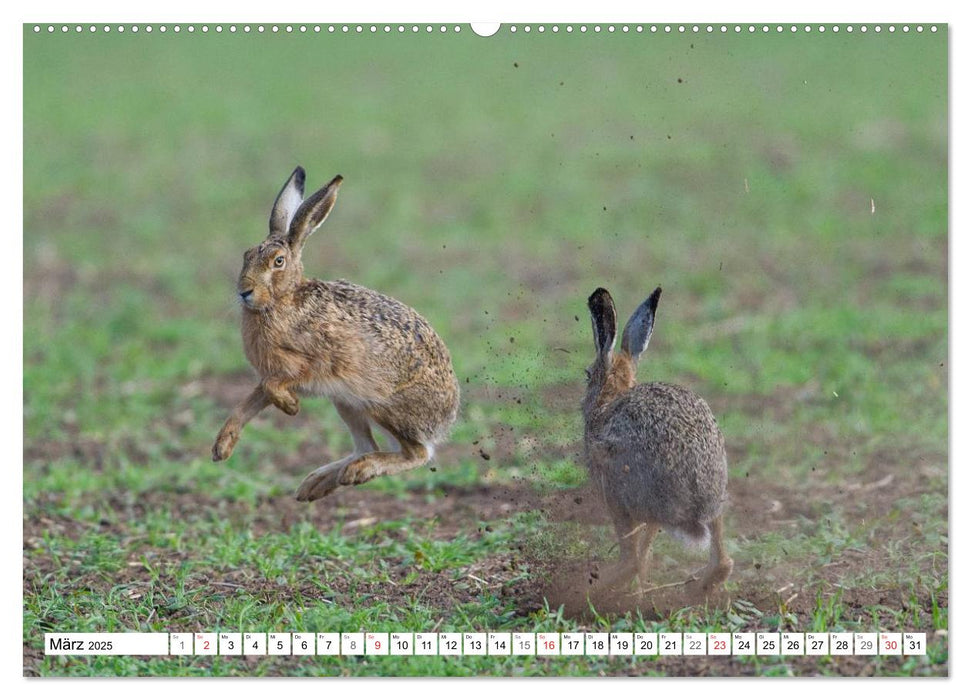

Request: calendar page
left=21, top=11, right=948, bottom=679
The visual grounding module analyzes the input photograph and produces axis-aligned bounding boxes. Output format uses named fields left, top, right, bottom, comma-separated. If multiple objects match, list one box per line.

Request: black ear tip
left=293, top=166, right=306, bottom=187
left=330, top=174, right=344, bottom=188
left=647, top=286, right=662, bottom=309
left=588, top=287, right=612, bottom=309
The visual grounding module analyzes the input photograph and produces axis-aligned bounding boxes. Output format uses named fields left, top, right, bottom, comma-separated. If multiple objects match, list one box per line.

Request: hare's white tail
left=670, top=522, right=711, bottom=550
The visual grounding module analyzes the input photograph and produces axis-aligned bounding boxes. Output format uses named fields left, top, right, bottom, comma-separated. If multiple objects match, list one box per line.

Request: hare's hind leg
left=590, top=514, right=642, bottom=595
left=294, top=454, right=358, bottom=502
left=333, top=400, right=379, bottom=455
left=698, top=514, right=733, bottom=591
left=294, top=400, right=380, bottom=502
left=632, top=521, right=661, bottom=598
left=338, top=437, right=430, bottom=487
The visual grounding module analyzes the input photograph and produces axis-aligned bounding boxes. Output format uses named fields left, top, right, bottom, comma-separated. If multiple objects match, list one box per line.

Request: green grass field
left=23, top=24, right=947, bottom=676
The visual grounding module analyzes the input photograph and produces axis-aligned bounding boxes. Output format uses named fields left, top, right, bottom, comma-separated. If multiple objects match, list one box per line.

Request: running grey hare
left=583, top=286, right=733, bottom=596
left=212, top=167, right=460, bottom=501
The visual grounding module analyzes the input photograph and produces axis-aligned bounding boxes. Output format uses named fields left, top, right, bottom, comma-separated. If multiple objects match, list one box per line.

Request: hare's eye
left=273, top=256, right=286, bottom=268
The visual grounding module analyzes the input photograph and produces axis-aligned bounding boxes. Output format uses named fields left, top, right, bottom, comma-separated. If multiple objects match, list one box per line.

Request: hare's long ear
left=621, top=286, right=661, bottom=363
left=588, top=288, right=617, bottom=360
left=288, top=174, right=343, bottom=253
left=268, top=166, right=306, bottom=237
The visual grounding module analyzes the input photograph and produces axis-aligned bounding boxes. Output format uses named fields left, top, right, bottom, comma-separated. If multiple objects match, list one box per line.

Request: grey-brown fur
left=583, top=287, right=733, bottom=596
left=212, top=167, right=460, bottom=501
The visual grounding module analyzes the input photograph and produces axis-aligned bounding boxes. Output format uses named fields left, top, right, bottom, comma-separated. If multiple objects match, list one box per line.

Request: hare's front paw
left=212, top=426, right=239, bottom=461
left=269, top=392, right=300, bottom=416
left=295, top=462, right=347, bottom=502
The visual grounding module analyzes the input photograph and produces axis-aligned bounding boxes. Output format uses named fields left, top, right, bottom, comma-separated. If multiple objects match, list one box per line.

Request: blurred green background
left=23, top=26, right=947, bottom=676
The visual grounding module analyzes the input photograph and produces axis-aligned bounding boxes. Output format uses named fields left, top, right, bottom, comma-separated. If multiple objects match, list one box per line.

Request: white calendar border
left=9, top=0, right=961, bottom=696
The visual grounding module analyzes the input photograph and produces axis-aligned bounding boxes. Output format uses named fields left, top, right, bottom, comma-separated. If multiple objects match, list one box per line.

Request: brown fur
left=212, top=168, right=459, bottom=501
left=583, top=287, right=733, bottom=599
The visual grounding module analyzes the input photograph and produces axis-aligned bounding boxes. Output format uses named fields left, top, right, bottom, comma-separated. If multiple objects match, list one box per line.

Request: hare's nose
left=239, top=289, right=254, bottom=302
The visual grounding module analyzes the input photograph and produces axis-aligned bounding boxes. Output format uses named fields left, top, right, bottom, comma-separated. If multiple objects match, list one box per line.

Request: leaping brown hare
left=583, top=287, right=733, bottom=597
left=212, top=167, right=460, bottom=501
